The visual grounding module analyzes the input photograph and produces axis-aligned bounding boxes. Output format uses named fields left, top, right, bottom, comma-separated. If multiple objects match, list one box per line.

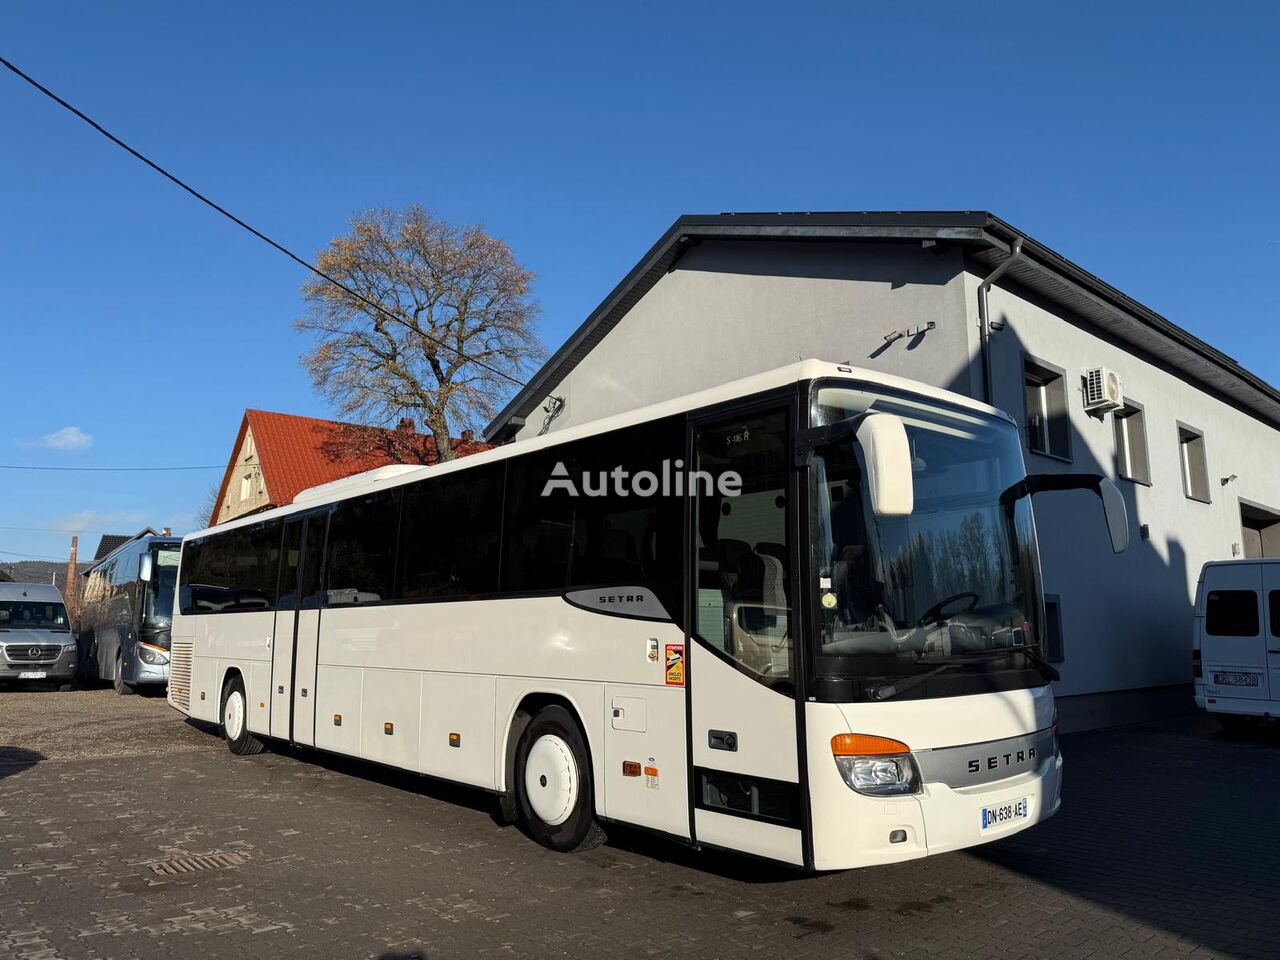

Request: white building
left=486, top=212, right=1280, bottom=730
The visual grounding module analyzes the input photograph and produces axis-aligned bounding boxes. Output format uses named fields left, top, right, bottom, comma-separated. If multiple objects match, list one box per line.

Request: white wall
left=977, top=274, right=1280, bottom=696
left=514, top=240, right=976, bottom=440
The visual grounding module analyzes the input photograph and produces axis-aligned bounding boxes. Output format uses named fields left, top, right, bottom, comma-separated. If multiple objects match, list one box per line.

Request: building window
left=239, top=474, right=252, bottom=501
left=1113, top=401, right=1150, bottom=485
left=1043, top=595, right=1064, bottom=663
left=1023, top=357, right=1071, bottom=460
left=1240, top=500, right=1280, bottom=559
left=1177, top=423, right=1210, bottom=503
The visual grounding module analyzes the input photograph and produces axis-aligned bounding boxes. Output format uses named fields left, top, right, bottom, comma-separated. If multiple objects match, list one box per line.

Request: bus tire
left=222, top=675, right=265, bottom=756
left=515, top=705, right=606, bottom=853
left=112, top=652, right=135, bottom=696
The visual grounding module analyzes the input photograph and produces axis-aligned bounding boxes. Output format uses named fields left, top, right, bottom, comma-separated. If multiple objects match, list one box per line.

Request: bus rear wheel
left=222, top=675, right=265, bottom=756
left=515, top=705, right=605, bottom=853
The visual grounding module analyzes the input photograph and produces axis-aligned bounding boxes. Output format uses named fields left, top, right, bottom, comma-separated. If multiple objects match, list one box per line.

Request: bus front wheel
left=222, top=675, right=265, bottom=756
left=112, top=652, right=135, bottom=696
left=515, top=705, right=606, bottom=853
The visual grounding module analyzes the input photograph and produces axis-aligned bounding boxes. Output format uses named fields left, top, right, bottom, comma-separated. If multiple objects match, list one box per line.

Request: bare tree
left=200, top=482, right=221, bottom=528
left=296, top=206, right=543, bottom=461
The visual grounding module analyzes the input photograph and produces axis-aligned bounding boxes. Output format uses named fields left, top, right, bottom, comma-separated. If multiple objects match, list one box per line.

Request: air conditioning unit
left=1083, top=366, right=1123, bottom=413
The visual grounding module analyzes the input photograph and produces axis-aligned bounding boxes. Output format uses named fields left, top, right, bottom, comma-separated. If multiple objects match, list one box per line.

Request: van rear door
left=1262, top=565, right=1280, bottom=703
left=1200, top=565, right=1269, bottom=702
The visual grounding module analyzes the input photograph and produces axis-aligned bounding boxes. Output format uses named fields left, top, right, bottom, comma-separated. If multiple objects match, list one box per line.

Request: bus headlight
left=831, top=734, right=921, bottom=796
left=138, top=643, right=169, bottom=665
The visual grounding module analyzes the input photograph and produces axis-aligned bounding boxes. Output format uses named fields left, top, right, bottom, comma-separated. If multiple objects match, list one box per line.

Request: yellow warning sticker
left=665, top=644, right=685, bottom=686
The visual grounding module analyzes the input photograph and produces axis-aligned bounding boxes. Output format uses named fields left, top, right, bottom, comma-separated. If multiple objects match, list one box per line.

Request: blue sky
left=1, top=1, right=1276, bottom=564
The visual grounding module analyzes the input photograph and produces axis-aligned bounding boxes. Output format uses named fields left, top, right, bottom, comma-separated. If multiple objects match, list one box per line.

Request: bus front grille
left=169, top=640, right=193, bottom=710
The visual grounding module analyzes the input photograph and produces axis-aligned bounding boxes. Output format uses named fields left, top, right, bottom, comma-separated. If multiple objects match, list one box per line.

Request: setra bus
left=78, top=531, right=182, bottom=694
left=168, top=360, right=1128, bottom=869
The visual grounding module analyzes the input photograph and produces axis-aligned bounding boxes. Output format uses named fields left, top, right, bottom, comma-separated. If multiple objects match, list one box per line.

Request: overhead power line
left=0, top=54, right=528, bottom=391
left=0, top=548, right=68, bottom=562
left=0, top=524, right=125, bottom=534
left=0, top=464, right=222, bottom=472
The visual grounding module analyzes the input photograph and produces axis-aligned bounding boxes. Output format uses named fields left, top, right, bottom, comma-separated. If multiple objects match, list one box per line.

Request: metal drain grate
left=147, top=851, right=248, bottom=877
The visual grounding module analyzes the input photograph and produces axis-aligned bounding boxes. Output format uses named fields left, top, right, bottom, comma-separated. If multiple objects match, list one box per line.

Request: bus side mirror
left=1098, top=477, right=1130, bottom=554
left=1009, top=473, right=1130, bottom=554
left=856, top=414, right=914, bottom=517
left=139, top=553, right=153, bottom=583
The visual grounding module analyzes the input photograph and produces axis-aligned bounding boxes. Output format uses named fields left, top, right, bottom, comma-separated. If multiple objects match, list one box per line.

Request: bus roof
left=185, top=359, right=1014, bottom=542
left=85, top=533, right=182, bottom=574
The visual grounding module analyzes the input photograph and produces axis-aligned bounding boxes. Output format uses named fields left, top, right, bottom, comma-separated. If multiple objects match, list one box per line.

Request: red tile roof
left=211, top=409, right=490, bottom=526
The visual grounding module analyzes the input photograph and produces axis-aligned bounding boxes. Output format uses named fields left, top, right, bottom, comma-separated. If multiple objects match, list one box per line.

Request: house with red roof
left=208, top=410, right=488, bottom=527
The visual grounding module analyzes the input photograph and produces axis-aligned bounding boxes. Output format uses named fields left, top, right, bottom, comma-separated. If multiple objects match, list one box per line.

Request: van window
left=1205, top=589, right=1259, bottom=636
left=1271, top=591, right=1280, bottom=638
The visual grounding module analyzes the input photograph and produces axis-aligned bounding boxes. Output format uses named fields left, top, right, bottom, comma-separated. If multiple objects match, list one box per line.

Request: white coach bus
left=169, top=360, right=1128, bottom=870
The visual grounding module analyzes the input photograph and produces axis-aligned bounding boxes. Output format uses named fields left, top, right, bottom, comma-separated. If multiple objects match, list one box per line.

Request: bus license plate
left=981, top=797, right=1029, bottom=831
left=1213, top=672, right=1259, bottom=687
left=18, top=671, right=48, bottom=680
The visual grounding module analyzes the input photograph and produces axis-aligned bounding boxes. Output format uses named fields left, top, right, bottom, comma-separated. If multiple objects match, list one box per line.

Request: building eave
left=485, top=211, right=1280, bottom=439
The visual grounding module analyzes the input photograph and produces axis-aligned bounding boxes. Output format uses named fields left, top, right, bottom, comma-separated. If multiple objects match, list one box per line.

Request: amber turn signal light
left=831, top=733, right=911, bottom=756
left=622, top=761, right=641, bottom=777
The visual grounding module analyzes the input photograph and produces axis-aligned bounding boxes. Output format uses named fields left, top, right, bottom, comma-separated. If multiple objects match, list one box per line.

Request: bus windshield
left=0, top=600, right=70, bottom=631
left=143, top=548, right=181, bottom=627
left=809, top=384, right=1045, bottom=692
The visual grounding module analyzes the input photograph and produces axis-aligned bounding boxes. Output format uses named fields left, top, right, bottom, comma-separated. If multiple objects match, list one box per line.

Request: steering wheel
left=916, top=592, right=980, bottom=627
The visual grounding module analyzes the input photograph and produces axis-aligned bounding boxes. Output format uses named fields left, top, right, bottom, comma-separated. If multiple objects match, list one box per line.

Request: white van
left=1193, top=559, right=1280, bottom=730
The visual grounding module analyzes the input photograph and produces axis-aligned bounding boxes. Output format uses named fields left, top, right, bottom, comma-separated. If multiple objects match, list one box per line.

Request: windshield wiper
left=1015, top=644, right=1060, bottom=682
left=871, top=644, right=1059, bottom=701
left=869, top=651, right=1017, bottom=702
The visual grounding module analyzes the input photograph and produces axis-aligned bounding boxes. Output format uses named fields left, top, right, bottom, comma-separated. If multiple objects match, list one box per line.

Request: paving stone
left=1, top=691, right=1276, bottom=959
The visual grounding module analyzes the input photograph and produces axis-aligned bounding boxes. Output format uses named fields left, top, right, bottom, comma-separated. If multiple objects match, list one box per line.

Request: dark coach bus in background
left=76, top=530, right=181, bottom=694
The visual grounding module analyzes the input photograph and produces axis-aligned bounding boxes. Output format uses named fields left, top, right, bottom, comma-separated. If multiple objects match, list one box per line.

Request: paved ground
left=1, top=689, right=1277, bottom=960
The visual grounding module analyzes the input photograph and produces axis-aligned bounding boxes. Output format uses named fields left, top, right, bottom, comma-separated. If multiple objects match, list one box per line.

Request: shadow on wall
left=0, top=746, right=44, bottom=780
left=989, top=319, right=1195, bottom=705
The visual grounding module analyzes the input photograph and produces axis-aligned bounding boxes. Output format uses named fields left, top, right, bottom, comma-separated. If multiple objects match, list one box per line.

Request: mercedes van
left=0, top=582, right=77, bottom=688
left=1193, top=559, right=1280, bottom=730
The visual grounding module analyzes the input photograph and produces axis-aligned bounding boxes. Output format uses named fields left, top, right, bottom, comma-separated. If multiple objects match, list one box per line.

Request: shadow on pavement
left=0, top=746, right=45, bottom=780
left=975, top=716, right=1280, bottom=960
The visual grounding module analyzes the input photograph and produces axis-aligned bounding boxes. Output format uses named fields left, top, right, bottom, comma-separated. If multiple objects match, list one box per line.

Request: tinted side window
left=1270, top=591, right=1280, bottom=638
left=501, top=417, right=684, bottom=612
left=503, top=448, right=573, bottom=592
left=1205, top=590, right=1259, bottom=636
left=111, top=548, right=138, bottom=587
left=277, top=520, right=304, bottom=609
left=399, top=464, right=503, bottom=600
left=327, top=489, right=401, bottom=603
left=300, top=513, right=329, bottom=610
left=180, top=520, right=282, bottom=612
left=178, top=540, right=202, bottom=615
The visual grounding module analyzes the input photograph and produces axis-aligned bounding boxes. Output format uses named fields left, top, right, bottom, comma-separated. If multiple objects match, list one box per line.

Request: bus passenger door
left=687, top=405, right=805, bottom=866
left=270, top=511, right=328, bottom=744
